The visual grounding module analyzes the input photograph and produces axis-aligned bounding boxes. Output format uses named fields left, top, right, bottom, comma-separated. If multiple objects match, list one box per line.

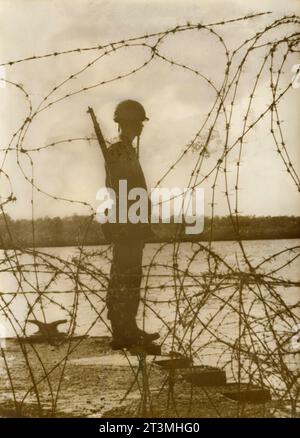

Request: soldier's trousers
left=106, top=240, right=145, bottom=339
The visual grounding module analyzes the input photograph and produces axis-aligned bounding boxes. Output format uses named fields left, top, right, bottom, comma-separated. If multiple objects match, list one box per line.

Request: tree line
left=0, top=214, right=299, bottom=248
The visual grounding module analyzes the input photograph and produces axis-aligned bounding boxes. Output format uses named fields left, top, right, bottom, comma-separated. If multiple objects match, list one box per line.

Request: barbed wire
left=0, top=11, right=299, bottom=418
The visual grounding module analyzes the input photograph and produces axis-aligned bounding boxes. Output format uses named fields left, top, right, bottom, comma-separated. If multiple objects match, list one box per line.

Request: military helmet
left=114, top=100, right=149, bottom=123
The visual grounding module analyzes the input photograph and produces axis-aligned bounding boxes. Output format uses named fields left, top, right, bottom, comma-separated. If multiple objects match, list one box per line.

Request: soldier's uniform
left=104, top=140, right=152, bottom=343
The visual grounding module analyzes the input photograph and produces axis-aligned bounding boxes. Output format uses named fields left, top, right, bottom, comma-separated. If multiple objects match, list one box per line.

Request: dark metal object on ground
left=20, top=319, right=86, bottom=344
left=28, top=319, right=67, bottom=338
left=154, top=357, right=192, bottom=369
left=221, top=384, right=271, bottom=403
left=182, top=365, right=227, bottom=387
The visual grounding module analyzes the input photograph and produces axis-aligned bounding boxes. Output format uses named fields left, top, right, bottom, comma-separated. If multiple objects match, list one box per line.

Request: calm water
left=1, top=239, right=299, bottom=341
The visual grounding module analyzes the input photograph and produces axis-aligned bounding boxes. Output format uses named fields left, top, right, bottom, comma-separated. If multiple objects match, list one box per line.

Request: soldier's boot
left=128, top=291, right=160, bottom=342
left=110, top=331, right=160, bottom=349
left=109, top=317, right=161, bottom=353
left=136, top=328, right=160, bottom=343
left=109, top=316, right=140, bottom=349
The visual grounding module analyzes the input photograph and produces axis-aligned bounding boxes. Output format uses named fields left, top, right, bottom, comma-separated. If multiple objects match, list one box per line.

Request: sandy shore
left=0, top=337, right=280, bottom=418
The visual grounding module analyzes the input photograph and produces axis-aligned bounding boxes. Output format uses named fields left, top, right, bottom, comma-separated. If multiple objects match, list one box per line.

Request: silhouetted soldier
left=104, top=100, right=160, bottom=353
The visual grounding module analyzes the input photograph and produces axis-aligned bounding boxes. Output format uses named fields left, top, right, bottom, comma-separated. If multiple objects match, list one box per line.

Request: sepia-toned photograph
left=0, top=0, right=299, bottom=423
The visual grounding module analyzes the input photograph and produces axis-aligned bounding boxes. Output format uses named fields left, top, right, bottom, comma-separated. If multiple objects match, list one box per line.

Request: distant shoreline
left=1, top=215, right=299, bottom=249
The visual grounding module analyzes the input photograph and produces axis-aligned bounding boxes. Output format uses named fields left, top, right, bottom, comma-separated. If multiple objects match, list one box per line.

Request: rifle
left=87, top=106, right=115, bottom=241
left=87, top=106, right=108, bottom=162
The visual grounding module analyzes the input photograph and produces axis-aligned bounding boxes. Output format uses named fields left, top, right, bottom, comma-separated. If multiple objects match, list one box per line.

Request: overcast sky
left=0, top=0, right=300, bottom=219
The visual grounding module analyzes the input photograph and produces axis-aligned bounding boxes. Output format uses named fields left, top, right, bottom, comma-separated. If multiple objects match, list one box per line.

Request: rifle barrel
left=87, top=106, right=108, bottom=162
